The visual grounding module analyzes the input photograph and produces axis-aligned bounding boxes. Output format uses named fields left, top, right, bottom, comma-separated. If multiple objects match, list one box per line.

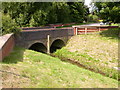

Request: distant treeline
left=2, top=2, right=89, bottom=27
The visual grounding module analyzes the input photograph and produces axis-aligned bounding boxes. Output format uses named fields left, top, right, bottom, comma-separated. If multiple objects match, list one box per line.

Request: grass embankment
left=54, top=28, right=119, bottom=80
left=1, top=47, right=118, bottom=88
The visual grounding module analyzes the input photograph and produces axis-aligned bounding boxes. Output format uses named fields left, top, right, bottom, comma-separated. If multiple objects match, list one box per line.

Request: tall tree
left=68, top=2, right=86, bottom=23
left=94, top=2, right=120, bottom=23
left=2, top=2, right=88, bottom=27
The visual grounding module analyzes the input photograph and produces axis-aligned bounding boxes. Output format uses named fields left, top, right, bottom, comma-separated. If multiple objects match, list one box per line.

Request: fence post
left=98, top=27, right=100, bottom=32
left=85, top=27, right=87, bottom=34
left=47, top=35, right=50, bottom=54
left=76, top=27, right=78, bottom=35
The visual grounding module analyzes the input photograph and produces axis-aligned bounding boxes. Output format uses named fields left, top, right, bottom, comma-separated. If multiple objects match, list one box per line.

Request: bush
left=2, top=14, right=21, bottom=35
left=88, top=14, right=99, bottom=22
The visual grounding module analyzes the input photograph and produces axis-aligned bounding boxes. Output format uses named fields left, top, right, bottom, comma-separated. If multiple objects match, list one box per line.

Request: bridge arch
left=29, top=42, right=47, bottom=53
left=50, top=39, right=65, bottom=53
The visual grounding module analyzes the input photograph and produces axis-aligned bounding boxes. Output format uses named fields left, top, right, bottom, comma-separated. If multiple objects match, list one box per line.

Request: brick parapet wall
left=15, top=28, right=73, bottom=43
left=0, top=34, right=15, bottom=61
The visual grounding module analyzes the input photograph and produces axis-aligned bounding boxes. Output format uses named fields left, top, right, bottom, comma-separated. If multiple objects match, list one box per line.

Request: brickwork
left=0, top=34, right=15, bottom=61
left=15, top=28, right=74, bottom=48
left=0, top=25, right=118, bottom=61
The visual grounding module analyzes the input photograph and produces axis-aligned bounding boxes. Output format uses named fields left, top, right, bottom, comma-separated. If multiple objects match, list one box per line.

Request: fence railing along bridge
left=72, top=25, right=118, bottom=35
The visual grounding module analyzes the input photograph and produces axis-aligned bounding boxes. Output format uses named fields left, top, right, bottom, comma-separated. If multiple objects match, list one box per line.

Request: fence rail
left=72, top=25, right=118, bottom=35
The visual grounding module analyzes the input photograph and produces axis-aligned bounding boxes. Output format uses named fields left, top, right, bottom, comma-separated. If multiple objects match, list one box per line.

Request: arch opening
left=50, top=39, right=65, bottom=53
left=29, top=43, right=47, bottom=53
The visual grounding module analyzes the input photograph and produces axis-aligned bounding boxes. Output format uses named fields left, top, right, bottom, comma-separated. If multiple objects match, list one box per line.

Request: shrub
left=2, top=14, right=21, bottom=35
left=88, top=14, right=99, bottom=22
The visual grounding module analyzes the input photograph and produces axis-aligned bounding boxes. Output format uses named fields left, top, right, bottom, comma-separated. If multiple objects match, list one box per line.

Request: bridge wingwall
left=0, top=34, right=15, bottom=61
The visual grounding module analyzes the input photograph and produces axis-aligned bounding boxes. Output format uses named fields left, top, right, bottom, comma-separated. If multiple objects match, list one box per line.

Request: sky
left=84, top=0, right=92, bottom=7
left=84, top=0, right=94, bottom=13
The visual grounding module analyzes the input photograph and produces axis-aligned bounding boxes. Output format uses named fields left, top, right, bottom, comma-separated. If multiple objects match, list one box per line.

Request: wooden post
left=76, top=27, right=78, bottom=35
left=85, top=27, right=87, bottom=34
left=98, top=27, right=100, bottom=32
left=74, top=27, right=76, bottom=35
left=47, top=35, right=50, bottom=54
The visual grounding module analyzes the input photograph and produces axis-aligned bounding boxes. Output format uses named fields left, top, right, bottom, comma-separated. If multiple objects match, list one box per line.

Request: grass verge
left=54, top=28, right=119, bottom=80
left=1, top=47, right=118, bottom=88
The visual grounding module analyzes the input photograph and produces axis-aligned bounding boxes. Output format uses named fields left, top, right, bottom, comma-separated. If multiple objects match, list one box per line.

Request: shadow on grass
left=100, top=28, right=120, bottom=39
left=2, top=46, right=25, bottom=64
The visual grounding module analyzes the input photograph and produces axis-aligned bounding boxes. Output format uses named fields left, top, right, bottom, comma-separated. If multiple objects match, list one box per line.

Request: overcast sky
left=84, top=0, right=92, bottom=7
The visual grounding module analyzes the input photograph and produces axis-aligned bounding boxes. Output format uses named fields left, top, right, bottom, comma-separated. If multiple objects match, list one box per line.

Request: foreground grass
left=55, top=28, right=119, bottom=79
left=1, top=47, right=118, bottom=88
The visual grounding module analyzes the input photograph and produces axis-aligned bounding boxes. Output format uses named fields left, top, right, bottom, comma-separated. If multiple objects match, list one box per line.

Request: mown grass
left=1, top=47, right=118, bottom=88
left=54, top=28, right=119, bottom=80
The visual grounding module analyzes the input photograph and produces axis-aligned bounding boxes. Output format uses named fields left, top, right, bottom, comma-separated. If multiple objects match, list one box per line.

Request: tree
left=68, top=2, right=86, bottom=23
left=2, top=2, right=33, bottom=26
left=51, top=2, right=71, bottom=23
left=2, top=2, right=89, bottom=27
left=94, top=2, right=120, bottom=23
left=2, top=14, right=20, bottom=35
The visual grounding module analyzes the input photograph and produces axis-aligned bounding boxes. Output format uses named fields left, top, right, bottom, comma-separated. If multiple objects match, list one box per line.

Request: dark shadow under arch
left=50, top=39, right=65, bottom=53
left=29, top=43, right=47, bottom=53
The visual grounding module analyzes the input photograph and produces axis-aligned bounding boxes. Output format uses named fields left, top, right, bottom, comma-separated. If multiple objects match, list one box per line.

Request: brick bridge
left=13, top=25, right=119, bottom=54
left=15, top=27, right=74, bottom=53
left=1, top=24, right=118, bottom=61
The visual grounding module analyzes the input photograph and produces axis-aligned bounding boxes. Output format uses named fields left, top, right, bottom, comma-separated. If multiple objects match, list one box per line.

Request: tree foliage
left=94, top=2, right=120, bottom=23
left=88, top=14, right=99, bottom=22
left=2, top=14, right=20, bottom=35
left=2, top=2, right=89, bottom=27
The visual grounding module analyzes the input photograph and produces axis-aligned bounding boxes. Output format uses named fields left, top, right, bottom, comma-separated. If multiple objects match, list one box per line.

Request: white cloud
left=84, top=0, right=92, bottom=7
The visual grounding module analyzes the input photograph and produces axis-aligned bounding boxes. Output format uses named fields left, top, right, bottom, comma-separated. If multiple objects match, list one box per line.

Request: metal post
left=47, top=35, right=50, bottom=54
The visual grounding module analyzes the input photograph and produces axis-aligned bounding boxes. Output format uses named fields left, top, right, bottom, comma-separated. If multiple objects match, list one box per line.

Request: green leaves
left=69, top=2, right=86, bottom=23
left=95, top=2, right=120, bottom=23
left=2, top=14, right=21, bottom=35
left=2, top=2, right=88, bottom=28
left=32, top=10, right=48, bottom=26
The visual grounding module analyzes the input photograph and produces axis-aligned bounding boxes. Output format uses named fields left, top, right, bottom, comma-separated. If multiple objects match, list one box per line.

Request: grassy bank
left=1, top=47, right=118, bottom=88
left=55, top=28, right=119, bottom=79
